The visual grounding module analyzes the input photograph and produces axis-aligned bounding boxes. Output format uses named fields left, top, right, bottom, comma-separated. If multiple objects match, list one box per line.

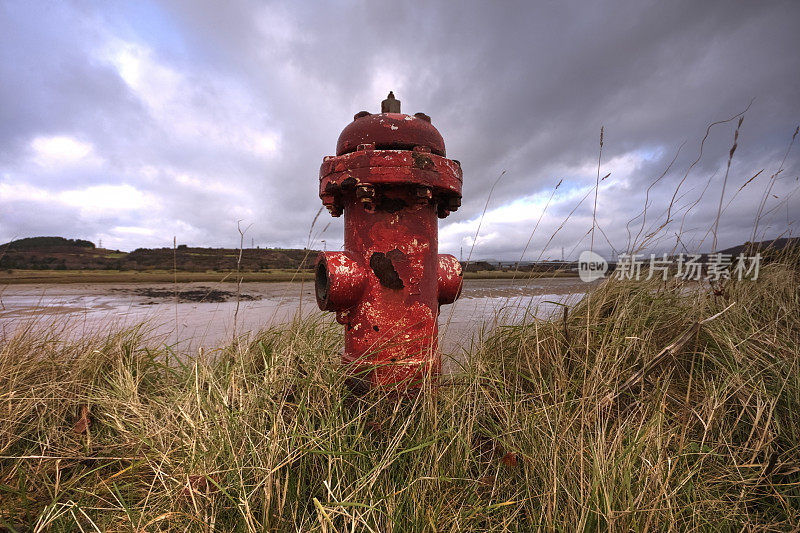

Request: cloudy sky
left=1, top=0, right=798, bottom=260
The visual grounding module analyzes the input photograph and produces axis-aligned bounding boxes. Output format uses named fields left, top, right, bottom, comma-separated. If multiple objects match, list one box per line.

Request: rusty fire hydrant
left=315, top=92, right=464, bottom=390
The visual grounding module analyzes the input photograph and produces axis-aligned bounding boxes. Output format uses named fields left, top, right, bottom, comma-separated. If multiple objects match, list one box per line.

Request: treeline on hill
left=2, top=236, right=95, bottom=249
left=0, top=236, right=317, bottom=271
left=1, top=236, right=797, bottom=272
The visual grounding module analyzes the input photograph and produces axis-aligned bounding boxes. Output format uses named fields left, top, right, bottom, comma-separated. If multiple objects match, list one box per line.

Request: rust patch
left=412, top=152, right=435, bottom=170
left=369, top=251, right=404, bottom=289
left=341, top=176, right=357, bottom=189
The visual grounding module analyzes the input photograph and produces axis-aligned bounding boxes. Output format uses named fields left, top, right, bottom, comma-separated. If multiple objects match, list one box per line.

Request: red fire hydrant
left=315, top=92, right=463, bottom=390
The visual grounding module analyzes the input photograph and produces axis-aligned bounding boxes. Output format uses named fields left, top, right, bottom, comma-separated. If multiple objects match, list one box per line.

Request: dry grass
left=1, top=113, right=798, bottom=531
left=1, top=257, right=798, bottom=531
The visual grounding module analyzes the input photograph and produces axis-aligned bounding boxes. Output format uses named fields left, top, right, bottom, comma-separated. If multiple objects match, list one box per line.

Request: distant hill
left=1, top=236, right=95, bottom=250
left=0, top=236, right=317, bottom=271
left=717, top=237, right=800, bottom=256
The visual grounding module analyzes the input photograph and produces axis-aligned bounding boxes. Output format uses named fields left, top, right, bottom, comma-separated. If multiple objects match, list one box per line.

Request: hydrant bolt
left=316, top=92, right=464, bottom=390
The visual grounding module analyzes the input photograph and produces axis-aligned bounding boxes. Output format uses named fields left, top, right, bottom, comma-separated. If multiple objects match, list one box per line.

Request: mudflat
left=0, top=277, right=595, bottom=353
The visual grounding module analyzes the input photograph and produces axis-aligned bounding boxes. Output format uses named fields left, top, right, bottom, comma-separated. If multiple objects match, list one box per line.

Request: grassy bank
left=1, top=262, right=798, bottom=530
left=461, top=270, right=576, bottom=280
left=0, top=269, right=576, bottom=284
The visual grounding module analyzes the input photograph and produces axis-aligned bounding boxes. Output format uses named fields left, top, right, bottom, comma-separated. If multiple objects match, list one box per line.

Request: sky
left=1, top=0, right=798, bottom=261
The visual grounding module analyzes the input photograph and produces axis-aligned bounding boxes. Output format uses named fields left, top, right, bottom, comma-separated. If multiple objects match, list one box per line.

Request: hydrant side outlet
left=316, top=93, right=463, bottom=390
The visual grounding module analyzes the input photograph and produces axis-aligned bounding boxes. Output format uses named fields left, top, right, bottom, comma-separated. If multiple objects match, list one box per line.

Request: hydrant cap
left=335, top=92, right=446, bottom=157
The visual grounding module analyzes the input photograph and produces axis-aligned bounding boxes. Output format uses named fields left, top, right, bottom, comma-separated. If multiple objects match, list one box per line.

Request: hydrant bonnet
left=336, top=93, right=446, bottom=157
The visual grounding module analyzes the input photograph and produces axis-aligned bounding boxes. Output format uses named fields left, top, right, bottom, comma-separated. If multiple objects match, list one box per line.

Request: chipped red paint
left=437, top=255, right=463, bottom=306
left=336, top=112, right=446, bottom=157
left=315, top=94, right=463, bottom=390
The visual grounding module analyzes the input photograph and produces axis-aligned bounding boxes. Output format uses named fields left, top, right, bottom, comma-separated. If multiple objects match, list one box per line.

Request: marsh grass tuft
left=1, top=255, right=799, bottom=531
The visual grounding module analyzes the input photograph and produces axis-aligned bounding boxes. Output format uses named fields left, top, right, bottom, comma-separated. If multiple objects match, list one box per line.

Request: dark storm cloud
left=1, top=0, right=797, bottom=258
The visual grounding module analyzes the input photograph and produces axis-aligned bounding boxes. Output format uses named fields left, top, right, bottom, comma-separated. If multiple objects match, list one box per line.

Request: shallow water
left=0, top=277, right=593, bottom=354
